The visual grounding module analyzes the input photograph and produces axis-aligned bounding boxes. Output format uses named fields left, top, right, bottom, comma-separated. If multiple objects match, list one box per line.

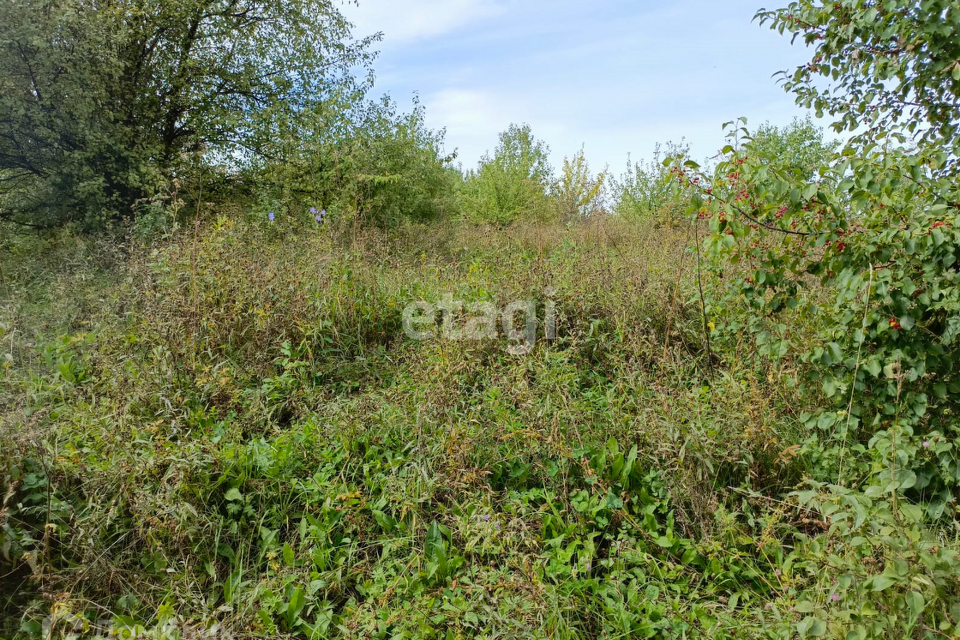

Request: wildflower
left=484, top=514, right=489, bottom=522
left=774, top=569, right=782, bottom=576
left=830, top=593, right=840, bottom=602
left=268, top=212, right=275, bottom=222
left=889, top=318, right=903, bottom=330
left=316, top=208, right=326, bottom=223
left=765, top=603, right=772, bottom=611
left=310, top=207, right=317, bottom=215
left=495, top=522, right=500, bottom=531
left=923, top=441, right=931, bottom=448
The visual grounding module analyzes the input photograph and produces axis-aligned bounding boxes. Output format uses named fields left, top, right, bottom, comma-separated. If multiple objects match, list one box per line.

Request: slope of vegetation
left=3, top=0, right=960, bottom=638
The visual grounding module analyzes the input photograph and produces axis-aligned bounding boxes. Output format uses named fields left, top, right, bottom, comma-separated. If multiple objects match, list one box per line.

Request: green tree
left=746, top=116, right=839, bottom=180
left=681, top=0, right=960, bottom=509
left=762, top=0, right=960, bottom=176
left=460, top=124, right=553, bottom=225
left=554, top=147, right=607, bottom=220
left=257, top=95, right=458, bottom=227
left=0, top=0, right=373, bottom=230
left=610, top=141, right=690, bottom=224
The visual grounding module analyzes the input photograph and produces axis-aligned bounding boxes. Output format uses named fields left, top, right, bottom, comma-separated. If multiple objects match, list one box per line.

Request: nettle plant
left=674, top=0, right=960, bottom=516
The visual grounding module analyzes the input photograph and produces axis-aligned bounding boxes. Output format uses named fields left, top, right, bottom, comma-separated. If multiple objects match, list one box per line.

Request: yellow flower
left=708, top=321, right=716, bottom=333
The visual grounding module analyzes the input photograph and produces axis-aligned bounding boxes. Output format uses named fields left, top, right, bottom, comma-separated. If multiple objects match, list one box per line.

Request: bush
left=676, top=0, right=960, bottom=511
left=610, top=141, right=691, bottom=225
left=460, top=124, right=554, bottom=225
left=253, top=96, right=459, bottom=228
left=553, top=148, right=607, bottom=220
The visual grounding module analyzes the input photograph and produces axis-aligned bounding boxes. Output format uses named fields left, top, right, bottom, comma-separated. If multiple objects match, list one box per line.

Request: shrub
left=610, top=141, right=691, bottom=225
left=676, top=0, right=960, bottom=511
left=460, top=124, right=554, bottom=225
left=553, top=148, right=607, bottom=220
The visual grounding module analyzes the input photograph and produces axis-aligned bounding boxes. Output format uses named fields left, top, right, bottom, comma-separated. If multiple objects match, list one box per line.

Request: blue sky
left=341, top=0, right=821, bottom=173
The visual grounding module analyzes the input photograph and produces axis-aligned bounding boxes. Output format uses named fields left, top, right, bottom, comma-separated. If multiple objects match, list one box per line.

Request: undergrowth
left=2, top=216, right=959, bottom=639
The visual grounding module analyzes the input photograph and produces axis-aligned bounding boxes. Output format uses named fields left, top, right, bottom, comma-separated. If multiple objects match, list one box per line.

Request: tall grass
left=2, top=215, right=958, bottom=639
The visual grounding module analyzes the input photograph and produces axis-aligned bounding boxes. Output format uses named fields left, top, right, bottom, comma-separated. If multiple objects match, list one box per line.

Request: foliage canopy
left=460, top=123, right=553, bottom=225
left=760, top=0, right=960, bottom=175
left=0, top=0, right=374, bottom=229
left=678, top=0, right=960, bottom=511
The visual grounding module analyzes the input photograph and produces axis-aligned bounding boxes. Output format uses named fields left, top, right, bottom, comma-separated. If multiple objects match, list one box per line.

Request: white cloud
left=422, top=88, right=516, bottom=164
left=342, top=0, right=504, bottom=44
left=427, top=89, right=503, bottom=134
left=345, top=0, right=817, bottom=169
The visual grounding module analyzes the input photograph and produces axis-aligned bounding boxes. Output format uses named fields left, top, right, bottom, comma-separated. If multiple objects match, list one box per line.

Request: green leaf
left=896, top=470, right=917, bottom=490
left=869, top=575, right=898, bottom=592
left=621, top=445, right=638, bottom=484
left=285, top=586, right=305, bottom=626
left=425, top=521, right=445, bottom=564
left=58, top=362, right=76, bottom=384
left=20, top=620, right=42, bottom=635
left=906, top=591, right=925, bottom=624
left=224, top=569, right=242, bottom=603
left=797, top=616, right=827, bottom=637
left=654, top=536, right=673, bottom=548
left=372, top=510, right=397, bottom=533
left=899, top=503, right=923, bottom=523
left=823, top=377, right=839, bottom=398
left=224, top=488, right=243, bottom=502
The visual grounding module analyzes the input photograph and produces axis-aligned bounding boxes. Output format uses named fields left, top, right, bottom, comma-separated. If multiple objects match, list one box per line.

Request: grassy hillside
left=3, top=216, right=959, bottom=639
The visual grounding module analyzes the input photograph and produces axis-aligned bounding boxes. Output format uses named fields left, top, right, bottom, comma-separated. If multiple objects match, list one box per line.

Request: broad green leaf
left=906, top=591, right=925, bottom=624
left=869, top=575, right=898, bottom=592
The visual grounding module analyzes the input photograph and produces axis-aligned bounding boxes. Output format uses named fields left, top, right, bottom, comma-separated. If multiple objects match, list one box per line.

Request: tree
left=460, top=124, right=553, bottom=225
left=746, top=116, right=839, bottom=181
left=256, top=95, right=459, bottom=227
left=759, top=0, right=960, bottom=177
left=0, top=0, right=374, bottom=230
left=678, top=0, right=960, bottom=509
left=554, top=147, right=606, bottom=220
left=610, top=141, right=691, bottom=224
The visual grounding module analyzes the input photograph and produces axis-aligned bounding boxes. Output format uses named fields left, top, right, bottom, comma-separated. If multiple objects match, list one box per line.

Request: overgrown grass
left=2, top=215, right=959, bottom=639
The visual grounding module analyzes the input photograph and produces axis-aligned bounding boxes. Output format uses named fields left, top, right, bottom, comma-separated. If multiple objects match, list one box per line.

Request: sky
left=340, top=0, right=821, bottom=173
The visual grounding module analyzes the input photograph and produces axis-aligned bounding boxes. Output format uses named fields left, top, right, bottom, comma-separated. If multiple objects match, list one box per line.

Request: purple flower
left=923, top=441, right=931, bottom=448
left=764, top=603, right=772, bottom=611
left=268, top=212, right=275, bottom=222
left=484, top=514, right=489, bottom=521
left=310, top=207, right=318, bottom=215
left=830, top=593, right=840, bottom=602
left=774, top=569, right=782, bottom=576
left=495, top=522, right=500, bottom=531
left=315, top=208, right=326, bottom=223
